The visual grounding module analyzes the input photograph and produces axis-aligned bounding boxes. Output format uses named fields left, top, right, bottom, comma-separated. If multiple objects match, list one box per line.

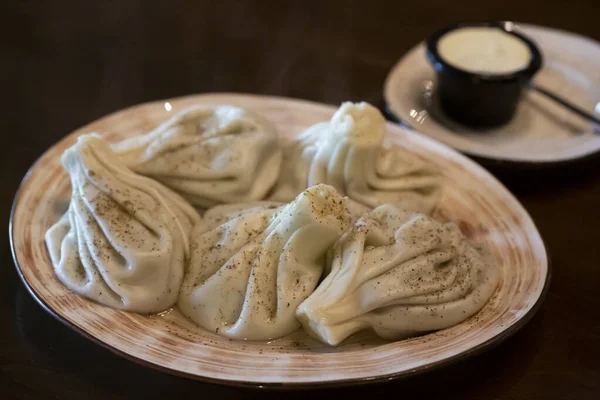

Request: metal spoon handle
left=529, top=84, right=600, bottom=126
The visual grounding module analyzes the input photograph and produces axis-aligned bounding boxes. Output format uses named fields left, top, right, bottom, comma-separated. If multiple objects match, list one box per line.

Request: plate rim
left=383, top=22, right=600, bottom=165
left=9, top=92, right=551, bottom=389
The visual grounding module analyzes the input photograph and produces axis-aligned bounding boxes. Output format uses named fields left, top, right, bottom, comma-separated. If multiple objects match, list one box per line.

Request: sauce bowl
left=425, top=21, right=543, bottom=128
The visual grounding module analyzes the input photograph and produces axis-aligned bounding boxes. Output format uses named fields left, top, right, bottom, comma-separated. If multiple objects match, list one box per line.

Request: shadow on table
left=10, top=281, right=242, bottom=399
left=469, top=152, right=600, bottom=198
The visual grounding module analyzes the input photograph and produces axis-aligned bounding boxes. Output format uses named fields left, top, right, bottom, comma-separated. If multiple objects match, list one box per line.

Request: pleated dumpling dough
left=178, top=184, right=352, bottom=340
left=272, top=102, right=442, bottom=213
left=112, top=105, right=282, bottom=207
left=296, top=204, right=499, bottom=346
left=45, top=134, right=201, bottom=314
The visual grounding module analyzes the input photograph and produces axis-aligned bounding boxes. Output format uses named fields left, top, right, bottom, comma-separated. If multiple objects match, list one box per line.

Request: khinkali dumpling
left=112, top=105, right=282, bottom=208
left=45, top=134, right=201, bottom=314
left=296, top=204, right=499, bottom=346
left=271, top=102, right=442, bottom=213
left=178, top=184, right=352, bottom=340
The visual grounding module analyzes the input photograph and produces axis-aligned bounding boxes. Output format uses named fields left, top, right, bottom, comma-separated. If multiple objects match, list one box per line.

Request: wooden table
left=1, top=1, right=599, bottom=398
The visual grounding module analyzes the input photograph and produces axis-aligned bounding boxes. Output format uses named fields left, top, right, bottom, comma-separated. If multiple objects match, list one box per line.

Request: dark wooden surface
left=2, top=1, right=599, bottom=399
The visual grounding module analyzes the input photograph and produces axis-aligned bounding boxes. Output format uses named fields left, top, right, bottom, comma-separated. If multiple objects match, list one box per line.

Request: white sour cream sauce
left=437, top=27, right=532, bottom=74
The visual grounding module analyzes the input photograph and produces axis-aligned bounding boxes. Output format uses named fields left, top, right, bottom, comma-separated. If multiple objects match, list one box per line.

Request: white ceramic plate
left=11, top=93, right=549, bottom=387
left=384, top=23, right=600, bottom=163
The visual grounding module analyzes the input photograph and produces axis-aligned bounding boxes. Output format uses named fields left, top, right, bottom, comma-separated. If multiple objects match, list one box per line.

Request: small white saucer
left=384, top=23, right=600, bottom=164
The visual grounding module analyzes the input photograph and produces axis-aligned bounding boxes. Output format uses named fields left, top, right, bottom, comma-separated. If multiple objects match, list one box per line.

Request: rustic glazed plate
left=384, top=23, right=600, bottom=164
left=10, top=93, right=549, bottom=388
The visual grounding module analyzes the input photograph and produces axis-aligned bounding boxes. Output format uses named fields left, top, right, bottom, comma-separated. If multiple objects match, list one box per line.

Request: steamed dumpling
left=45, top=134, right=201, bottom=313
left=296, top=204, right=499, bottom=346
left=112, top=105, right=282, bottom=208
left=271, top=102, right=442, bottom=213
left=178, top=184, right=352, bottom=340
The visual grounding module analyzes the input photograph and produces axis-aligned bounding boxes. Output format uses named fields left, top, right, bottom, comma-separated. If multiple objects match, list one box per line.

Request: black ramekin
left=425, top=21, right=543, bottom=128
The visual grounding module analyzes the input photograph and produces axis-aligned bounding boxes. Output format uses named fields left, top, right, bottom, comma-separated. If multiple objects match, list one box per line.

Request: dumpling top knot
left=329, top=102, right=386, bottom=146
left=289, top=184, right=352, bottom=231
